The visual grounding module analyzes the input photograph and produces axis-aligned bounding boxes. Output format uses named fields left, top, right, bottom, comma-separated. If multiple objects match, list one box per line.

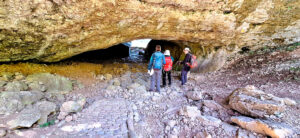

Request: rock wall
left=0, top=0, right=299, bottom=71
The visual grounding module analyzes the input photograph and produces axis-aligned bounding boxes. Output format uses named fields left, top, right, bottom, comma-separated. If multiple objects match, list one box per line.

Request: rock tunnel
left=0, top=0, right=299, bottom=73
left=66, top=39, right=181, bottom=63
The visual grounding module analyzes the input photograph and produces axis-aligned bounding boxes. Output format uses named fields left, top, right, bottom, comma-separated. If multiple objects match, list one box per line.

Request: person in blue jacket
left=148, top=45, right=166, bottom=92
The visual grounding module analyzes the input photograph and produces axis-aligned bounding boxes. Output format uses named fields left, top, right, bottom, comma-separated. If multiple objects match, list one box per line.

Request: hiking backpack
left=163, top=56, right=173, bottom=71
left=187, top=54, right=198, bottom=69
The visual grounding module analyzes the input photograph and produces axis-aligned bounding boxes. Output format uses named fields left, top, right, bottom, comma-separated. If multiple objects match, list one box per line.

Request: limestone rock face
left=0, top=0, right=299, bottom=71
left=228, top=85, right=286, bottom=118
left=35, top=101, right=56, bottom=125
left=4, top=81, right=28, bottom=92
left=26, top=73, right=73, bottom=93
left=231, top=116, right=294, bottom=138
left=0, top=92, right=24, bottom=115
left=0, top=91, right=44, bottom=115
left=186, top=91, right=203, bottom=101
left=7, top=107, right=41, bottom=129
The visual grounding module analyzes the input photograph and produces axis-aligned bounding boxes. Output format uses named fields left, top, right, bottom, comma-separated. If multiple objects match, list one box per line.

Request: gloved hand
left=147, top=70, right=151, bottom=74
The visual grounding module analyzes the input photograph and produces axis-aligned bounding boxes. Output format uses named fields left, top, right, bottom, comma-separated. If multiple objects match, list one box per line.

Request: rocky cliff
left=0, top=0, right=299, bottom=71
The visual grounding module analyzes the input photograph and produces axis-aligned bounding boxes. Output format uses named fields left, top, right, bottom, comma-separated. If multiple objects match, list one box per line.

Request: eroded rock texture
left=0, top=0, right=299, bottom=71
left=228, top=85, right=286, bottom=118
left=231, top=116, right=294, bottom=138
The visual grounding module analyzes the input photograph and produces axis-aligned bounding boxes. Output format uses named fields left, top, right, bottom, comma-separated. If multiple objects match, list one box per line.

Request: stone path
left=45, top=99, right=131, bottom=138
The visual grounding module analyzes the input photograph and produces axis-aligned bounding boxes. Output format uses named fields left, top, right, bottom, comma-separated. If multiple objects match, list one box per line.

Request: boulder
left=65, top=115, right=73, bottom=122
left=0, top=129, right=6, bottom=137
left=186, top=91, right=203, bottom=101
left=196, top=115, right=222, bottom=127
left=44, top=91, right=65, bottom=103
left=60, top=100, right=85, bottom=113
left=228, top=85, right=286, bottom=117
left=104, top=74, right=113, bottom=81
left=112, top=79, right=121, bottom=86
left=0, top=91, right=43, bottom=115
left=0, top=72, right=14, bottom=81
left=19, top=91, right=44, bottom=105
left=106, top=85, right=118, bottom=91
left=34, top=101, right=56, bottom=125
left=179, top=106, right=201, bottom=119
left=203, top=100, right=224, bottom=110
left=28, top=81, right=47, bottom=92
left=283, top=98, right=297, bottom=106
left=26, top=73, right=73, bottom=92
left=14, top=72, right=25, bottom=81
left=231, top=116, right=294, bottom=138
left=0, top=92, right=24, bottom=115
left=58, top=98, right=86, bottom=120
left=7, top=107, right=41, bottom=129
left=4, top=81, right=28, bottom=92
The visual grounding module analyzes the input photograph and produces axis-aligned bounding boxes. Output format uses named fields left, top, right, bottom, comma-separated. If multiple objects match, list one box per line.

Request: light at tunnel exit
left=123, top=39, right=152, bottom=48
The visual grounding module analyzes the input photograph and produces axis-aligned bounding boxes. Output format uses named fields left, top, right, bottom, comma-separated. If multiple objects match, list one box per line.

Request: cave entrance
left=67, top=39, right=181, bottom=63
left=66, top=39, right=151, bottom=63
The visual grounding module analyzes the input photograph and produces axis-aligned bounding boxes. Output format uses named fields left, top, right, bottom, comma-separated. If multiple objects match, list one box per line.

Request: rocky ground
left=0, top=46, right=299, bottom=138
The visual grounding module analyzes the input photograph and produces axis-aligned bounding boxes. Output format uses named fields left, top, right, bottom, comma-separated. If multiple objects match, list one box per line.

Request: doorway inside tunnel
left=65, top=39, right=181, bottom=63
left=144, top=40, right=181, bottom=62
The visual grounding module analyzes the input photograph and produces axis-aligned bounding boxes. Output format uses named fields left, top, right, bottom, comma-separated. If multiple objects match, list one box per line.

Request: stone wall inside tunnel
left=64, top=43, right=130, bottom=62
left=0, top=0, right=299, bottom=72
left=144, top=40, right=182, bottom=61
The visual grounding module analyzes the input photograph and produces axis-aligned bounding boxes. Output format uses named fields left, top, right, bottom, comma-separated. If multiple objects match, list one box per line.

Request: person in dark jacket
left=162, top=50, right=174, bottom=87
left=148, top=45, right=166, bottom=92
left=181, top=47, right=192, bottom=85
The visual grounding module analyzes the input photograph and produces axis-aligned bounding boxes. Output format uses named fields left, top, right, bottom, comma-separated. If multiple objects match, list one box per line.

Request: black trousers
left=162, top=70, right=172, bottom=86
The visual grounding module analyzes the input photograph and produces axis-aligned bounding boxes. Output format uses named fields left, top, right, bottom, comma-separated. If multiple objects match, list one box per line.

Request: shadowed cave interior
left=65, top=39, right=182, bottom=63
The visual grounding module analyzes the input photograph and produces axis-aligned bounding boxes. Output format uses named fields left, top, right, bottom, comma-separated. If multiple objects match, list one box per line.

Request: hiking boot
left=161, top=85, right=166, bottom=88
left=148, top=89, right=154, bottom=92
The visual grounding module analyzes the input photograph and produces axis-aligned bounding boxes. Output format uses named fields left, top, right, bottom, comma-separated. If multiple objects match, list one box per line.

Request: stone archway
left=0, top=0, right=299, bottom=73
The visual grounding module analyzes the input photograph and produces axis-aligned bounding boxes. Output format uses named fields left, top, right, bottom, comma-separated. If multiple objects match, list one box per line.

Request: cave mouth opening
left=65, top=39, right=181, bottom=64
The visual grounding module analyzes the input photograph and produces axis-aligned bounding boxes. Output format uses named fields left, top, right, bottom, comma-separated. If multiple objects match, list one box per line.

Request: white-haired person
left=180, top=47, right=192, bottom=85
left=162, top=50, right=174, bottom=87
